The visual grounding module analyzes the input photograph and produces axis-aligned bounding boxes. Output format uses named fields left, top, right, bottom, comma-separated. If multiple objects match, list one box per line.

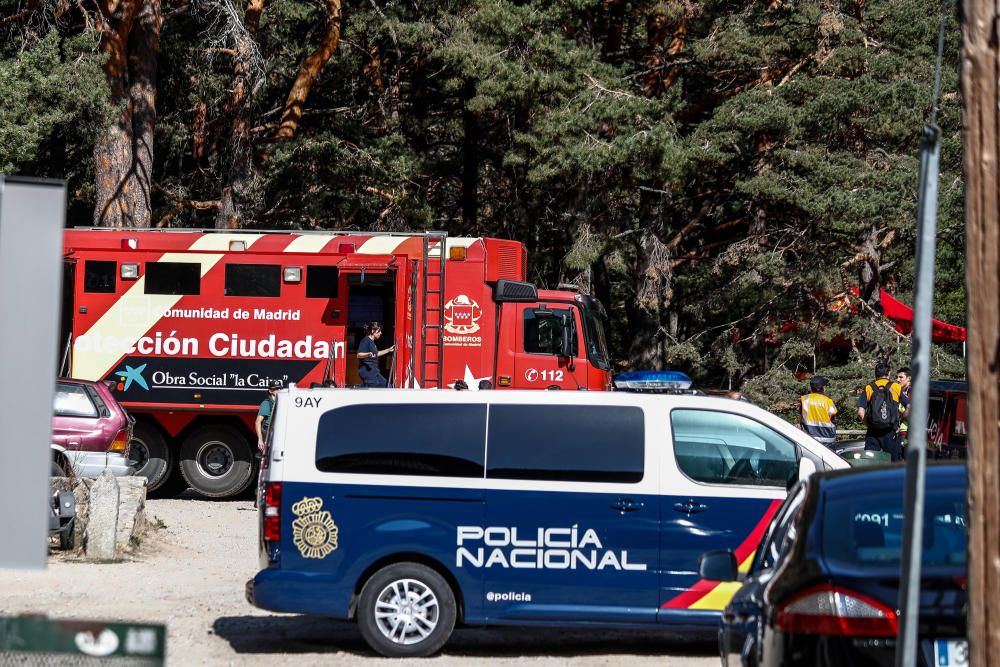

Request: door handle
left=611, top=498, right=644, bottom=513
left=673, top=499, right=708, bottom=514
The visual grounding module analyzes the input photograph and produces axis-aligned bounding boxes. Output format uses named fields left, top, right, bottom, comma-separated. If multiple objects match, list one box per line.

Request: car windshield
left=580, top=299, right=610, bottom=371
left=822, top=484, right=966, bottom=571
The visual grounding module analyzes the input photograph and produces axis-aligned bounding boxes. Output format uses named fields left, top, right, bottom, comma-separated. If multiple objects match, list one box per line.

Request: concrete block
left=116, top=476, right=148, bottom=552
left=86, top=470, right=120, bottom=560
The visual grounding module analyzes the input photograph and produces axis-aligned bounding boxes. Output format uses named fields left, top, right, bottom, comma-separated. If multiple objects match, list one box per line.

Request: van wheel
left=130, top=423, right=173, bottom=494
left=357, top=563, right=456, bottom=657
left=179, top=426, right=254, bottom=498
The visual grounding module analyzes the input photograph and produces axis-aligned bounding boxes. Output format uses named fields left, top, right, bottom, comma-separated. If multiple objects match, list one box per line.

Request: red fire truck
left=61, top=229, right=613, bottom=497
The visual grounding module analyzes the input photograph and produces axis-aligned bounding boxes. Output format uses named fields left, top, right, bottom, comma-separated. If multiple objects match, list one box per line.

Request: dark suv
left=51, top=378, right=134, bottom=477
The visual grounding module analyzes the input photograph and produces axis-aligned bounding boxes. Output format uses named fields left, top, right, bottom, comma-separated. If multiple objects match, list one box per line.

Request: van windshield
left=822, top=485, right=966, bottom=571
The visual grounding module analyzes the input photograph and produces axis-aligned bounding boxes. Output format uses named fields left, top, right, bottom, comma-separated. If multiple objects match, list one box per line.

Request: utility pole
left=962, top=1, right=1000, bottom=665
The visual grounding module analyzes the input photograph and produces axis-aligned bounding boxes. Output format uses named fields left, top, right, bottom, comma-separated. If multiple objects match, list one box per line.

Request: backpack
left=867, top=382, right=899, bottom=430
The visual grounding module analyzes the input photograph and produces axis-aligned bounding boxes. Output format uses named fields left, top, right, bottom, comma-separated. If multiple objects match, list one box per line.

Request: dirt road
left=0, top=496, right=718, bottom=666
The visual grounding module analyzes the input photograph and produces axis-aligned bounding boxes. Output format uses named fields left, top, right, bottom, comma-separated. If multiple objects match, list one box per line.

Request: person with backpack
left=857, top=362, right=910, bottom=461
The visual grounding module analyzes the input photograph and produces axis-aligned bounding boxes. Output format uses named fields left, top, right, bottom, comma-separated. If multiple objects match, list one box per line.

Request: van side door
left=476, top=403, right=660, bottom=624
left=658, top=408, right=797, bottom=623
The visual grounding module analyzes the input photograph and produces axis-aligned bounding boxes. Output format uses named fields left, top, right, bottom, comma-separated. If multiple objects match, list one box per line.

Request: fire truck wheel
left=356, top=562, right=457, bottom=657
left=130, top=423, right=174, bottom=494
left=178, top=426, right=254, bottom=498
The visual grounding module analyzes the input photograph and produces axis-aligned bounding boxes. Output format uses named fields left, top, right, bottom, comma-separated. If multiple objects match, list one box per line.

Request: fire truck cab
left=60, top=229, right=612, bottom=498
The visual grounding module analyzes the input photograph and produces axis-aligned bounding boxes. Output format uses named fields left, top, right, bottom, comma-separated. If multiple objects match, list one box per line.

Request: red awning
left=846, top=288, right=966, bottom=343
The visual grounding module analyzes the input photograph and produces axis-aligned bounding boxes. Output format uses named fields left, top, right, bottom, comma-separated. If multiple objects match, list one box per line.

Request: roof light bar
left=614, top=370, right=693, bottom=392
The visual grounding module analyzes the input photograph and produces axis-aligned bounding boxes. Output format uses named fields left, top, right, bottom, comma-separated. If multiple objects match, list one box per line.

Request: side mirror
left=698, top=549, right=739, bottom=582
left=559, top=313, right=574, bottom=358
left=798, top=456, right=817, bottom=481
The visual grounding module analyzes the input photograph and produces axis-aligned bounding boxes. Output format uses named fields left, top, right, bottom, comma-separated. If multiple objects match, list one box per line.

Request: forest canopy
left=0, top=0, right=967, bottom=411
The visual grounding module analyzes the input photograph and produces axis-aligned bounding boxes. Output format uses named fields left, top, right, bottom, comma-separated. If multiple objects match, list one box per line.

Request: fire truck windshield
left=580, top=298, right=611, bottom=371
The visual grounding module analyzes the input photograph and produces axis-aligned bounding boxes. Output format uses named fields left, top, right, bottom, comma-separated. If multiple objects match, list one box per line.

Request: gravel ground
left=0, top=495, right=719, bottom=666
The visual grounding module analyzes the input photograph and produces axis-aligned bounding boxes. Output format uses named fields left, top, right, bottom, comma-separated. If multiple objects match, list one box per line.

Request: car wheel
left=130, top=422, right=174, bottom=494
left=51, top=460, right=67, bottom=477
left=357, top=562, right=456, bottom=657
left=179, top=426, right=254, bottom=498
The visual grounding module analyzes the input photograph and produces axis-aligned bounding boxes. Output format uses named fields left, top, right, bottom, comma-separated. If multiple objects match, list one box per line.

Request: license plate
left=934, top=639, right=969, bottom=667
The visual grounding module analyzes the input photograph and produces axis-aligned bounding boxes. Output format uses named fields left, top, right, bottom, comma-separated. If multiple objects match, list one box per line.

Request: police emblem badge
left=291, top=497, right=339, bottom=559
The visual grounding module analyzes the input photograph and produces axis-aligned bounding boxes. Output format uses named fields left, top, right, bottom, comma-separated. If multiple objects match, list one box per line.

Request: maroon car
left=51, top=378, right=134, bottom=477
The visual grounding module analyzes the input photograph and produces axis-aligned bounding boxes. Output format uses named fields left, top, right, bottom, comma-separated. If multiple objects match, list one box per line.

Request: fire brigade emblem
left=444, top=295, right=482, bottom=334
left=291, top=497, right=338, bottom=559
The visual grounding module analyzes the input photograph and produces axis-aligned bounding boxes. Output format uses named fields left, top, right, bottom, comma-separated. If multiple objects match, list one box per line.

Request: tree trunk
left=626, top=233, right=670, bottom=369
left=125, top=0, right=162, bottom=228
left=93, top=0, right=142, bottom=227
left=601, top=0, right=626, bottom=61
left=858, top=226, right=882, bottom=310
left=461, top=81, right=479, bottom=228
left=962, top=0, right=1000, bottom=662
left=274, top=0, right=342, bottom=139
left=214, top=0, right=267, bottom=229
left=93, top=120, right=135, bottom=227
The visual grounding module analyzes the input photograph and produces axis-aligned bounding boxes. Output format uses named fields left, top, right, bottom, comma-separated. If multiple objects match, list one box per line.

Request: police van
left=247, top=388, right=848, bottom=656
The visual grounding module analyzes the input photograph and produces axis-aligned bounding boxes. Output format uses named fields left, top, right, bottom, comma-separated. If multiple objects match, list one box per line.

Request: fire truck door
left=337, top=254, right=398, bottom=386
left=513, top=304, right=588, bottom=390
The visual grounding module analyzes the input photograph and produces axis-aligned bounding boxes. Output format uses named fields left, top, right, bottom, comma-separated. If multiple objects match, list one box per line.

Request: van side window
left=671, top=409, right=798, bottom=488
left=315, top=404, right=486, bottom=477
left=144, top=262, right=201, bottom=295
left=225, top=264, right=280, bottom=297
left=523, top=309, right=578, bottom=356
left=83, top=260, right=116, bottom=293
left=487, top=405, right=643, bottom=483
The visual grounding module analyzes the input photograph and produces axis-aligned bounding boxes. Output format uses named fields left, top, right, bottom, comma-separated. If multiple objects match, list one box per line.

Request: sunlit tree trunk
left=274, top=0, right=342, bottom=139
left=92, top=0, right=160, bottom=228
left=93, top=0, right=141, bottom=227
left=125, top=0, right=162, bottom=228
left=215, top=0, right=266, bottom=229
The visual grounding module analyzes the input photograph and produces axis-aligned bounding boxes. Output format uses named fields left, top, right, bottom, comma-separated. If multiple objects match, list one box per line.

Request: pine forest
left=0, top=0, right=967, bottom=416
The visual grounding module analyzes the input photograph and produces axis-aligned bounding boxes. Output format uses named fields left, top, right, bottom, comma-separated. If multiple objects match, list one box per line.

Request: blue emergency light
left=614, top=370, right=693, bottom=392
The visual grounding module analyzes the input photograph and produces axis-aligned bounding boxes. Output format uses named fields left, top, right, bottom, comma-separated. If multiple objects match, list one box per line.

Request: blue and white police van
left=247, top=387, right=848, bottom=656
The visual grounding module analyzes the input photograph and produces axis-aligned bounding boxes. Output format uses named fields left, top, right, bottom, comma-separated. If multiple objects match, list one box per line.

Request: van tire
left=130, top=423, right=173, bottom=494
left=179, top=426, right=254, bottom=498
left=357, top=562, right=456, bottom=657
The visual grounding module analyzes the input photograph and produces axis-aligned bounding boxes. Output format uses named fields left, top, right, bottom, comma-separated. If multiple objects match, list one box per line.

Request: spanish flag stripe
left=661, top=499, right=783, bottom=610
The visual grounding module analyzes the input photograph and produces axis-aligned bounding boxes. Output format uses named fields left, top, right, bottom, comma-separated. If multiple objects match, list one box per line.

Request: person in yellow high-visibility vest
left=800, top=376, right=838, bottom=448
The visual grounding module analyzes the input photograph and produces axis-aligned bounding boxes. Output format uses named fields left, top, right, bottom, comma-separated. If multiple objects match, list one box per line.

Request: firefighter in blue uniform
left=357, top=321, right=394, bottom=387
